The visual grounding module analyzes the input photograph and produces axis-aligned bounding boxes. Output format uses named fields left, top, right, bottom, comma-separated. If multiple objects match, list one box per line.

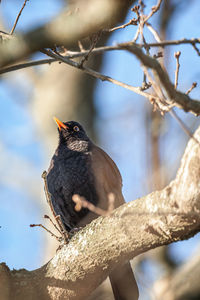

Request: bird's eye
left=73, top=126, right=80, bottom=132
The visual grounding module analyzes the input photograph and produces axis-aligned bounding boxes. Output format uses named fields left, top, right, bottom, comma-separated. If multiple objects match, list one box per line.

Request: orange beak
left=53, top=117, right=68, bottom=131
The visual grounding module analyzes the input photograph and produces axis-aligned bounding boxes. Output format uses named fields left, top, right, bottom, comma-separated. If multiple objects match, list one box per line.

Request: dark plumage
left=46, top=117, right=139, bottom=300
left=47, top=120, right=98, bottom=231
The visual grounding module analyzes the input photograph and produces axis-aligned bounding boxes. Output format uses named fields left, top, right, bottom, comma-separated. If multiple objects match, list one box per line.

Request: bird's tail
left=109, top=261, right=139, bottom=300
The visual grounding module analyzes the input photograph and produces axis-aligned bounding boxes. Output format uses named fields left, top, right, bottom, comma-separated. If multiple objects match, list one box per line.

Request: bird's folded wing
left=91, top=145, right=125, bottom=210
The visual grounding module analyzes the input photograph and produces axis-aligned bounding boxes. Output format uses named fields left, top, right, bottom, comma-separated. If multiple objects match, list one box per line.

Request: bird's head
left=53, top=117, right=90, bottom=151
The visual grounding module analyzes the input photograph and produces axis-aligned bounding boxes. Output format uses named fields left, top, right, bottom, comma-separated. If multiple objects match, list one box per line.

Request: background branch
left=153, top=251, right=200, bottom=300
left=122, top=43, right=200, bottom=115
left=0, top=0, right=133, bottom=67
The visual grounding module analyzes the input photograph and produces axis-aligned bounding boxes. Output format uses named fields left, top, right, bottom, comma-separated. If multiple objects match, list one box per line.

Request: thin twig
left=30, top=223, right=61, bottom=241
left=169, top=109, right=200, bottom=145
left=122, top=42, right=200, bottom=115
left=146, top=22, right=162, bottom=43
left=143, top=22, right=200, bottom=142
left=10, top=0, right=29, bottom=35
left=78, top=40, right=85, bottom=52
left=44, top=214, right=62, bottom=235
left=0, top=58, right=55, bottom=74
left=144, top=54, right=199, bottom=143
left=72, top=194, right=115, bottom=217
left=137, top=3, right=151, bottom=90
left=142, top=38, right=200, bottom=47
left=143, top=57, right=199, bottom=144
left=174, top=51, right=181, bottom=89
left=105, top=4, right=139, bottom=33
left=78, top=32, right=101, bottom=67
left=146, top=21, right=164, bottom=60
left=191, top=42, right=200, bottom=56
left=186, top=82, right=197, bottom=95
left=132, top=27, right=140, bottom=42
left=105, top=18, right=138, bottom=33
left=42, top=48, right=157, bottom=101
left=143, top=66, right=171, bottom=113
left=144, top=0, right=163, bottom=23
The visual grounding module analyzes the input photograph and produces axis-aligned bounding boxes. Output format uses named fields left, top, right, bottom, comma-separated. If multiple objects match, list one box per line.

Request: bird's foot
left=56, top=227, right=82, bottom=251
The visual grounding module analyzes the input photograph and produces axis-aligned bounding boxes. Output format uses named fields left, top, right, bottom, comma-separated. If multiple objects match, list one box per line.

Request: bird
left=46, top=117, right=139, bottom=300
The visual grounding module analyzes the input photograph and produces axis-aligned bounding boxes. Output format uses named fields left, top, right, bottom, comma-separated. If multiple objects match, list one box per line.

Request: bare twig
left=169, top=109, right=200, bottom=145
left=44, top=214, right=62, bottom=235
left=10, top=0, right=29, bottom=35
left=143, top=61, right=198, bottom=143
left=0, top=58, right=56, bottom=74
left=72, top=193, right=115, bottom=217
left=105, top=4, right=139, bottom=33
left=136, top=3, right=151, bottom=91
left=105, top=17, right=138, bottom=33
left=142, top=38, right=200, bottom=47
left=132, top=27, right=140, bottom=42
left=42, top=48, right=158, bottom=102
left=186, top=82, right=197, bottom=95
left=30, top=223, right=61, bottom=241
left=144, top=22, right=199, bottom=143
left=146, top=22, right=162, bottom=43
left=191, top=42, right=200, bottom=56
left=143, top=66, right=171, bottom=114
left=78, top=32, right=101, bottom=67
left=122, top=43, right=200, bottom=115
left=78, top=40, right=85, bottom=52
left=174, top=51, right=181, bottom=89
left=144, top=0, right=163, bottom=23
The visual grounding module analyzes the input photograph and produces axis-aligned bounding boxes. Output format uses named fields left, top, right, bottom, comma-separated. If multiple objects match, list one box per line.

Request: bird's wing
left=91, top=145, right=125, bottom=210
left=47, top=159, right=76, bottom=230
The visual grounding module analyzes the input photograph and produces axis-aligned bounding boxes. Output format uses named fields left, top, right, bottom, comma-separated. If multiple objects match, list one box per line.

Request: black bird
left=47, top=117, right=139, bottom=300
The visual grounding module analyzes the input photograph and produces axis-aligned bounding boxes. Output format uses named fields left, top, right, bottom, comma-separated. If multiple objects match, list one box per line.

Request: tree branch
left=1, top=36, right=200, bottom=115
left=0, top=0, right=133, bottom=67
left=41, top=48, right=156, bottom=101
left=122, top=43, right=200, bottom=115
left=1, top=37, right=200, bottom=74
left=1, top=124, right=200, bottom=300
left=10, top=0, right=29, bottom=35
left=153, top=251, right=200, bottom=299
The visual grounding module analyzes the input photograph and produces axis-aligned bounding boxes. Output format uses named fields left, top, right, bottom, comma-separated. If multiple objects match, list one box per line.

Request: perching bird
left=47, top=117, right=139, bottom=300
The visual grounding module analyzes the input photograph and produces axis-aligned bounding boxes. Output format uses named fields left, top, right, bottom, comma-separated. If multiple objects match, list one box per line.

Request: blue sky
left=0, top=0, right=200, bottom=291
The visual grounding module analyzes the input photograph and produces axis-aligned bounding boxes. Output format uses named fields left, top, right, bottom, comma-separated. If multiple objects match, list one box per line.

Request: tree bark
left=1, top=124, right=200, bottom=300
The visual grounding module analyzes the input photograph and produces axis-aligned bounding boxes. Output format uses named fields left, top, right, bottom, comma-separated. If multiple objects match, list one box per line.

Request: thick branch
left=1, top=125, right=200, bottom=299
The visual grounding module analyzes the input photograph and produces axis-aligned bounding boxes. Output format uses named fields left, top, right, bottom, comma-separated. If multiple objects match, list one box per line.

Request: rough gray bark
left=1, top=124, right=200, bottom=300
